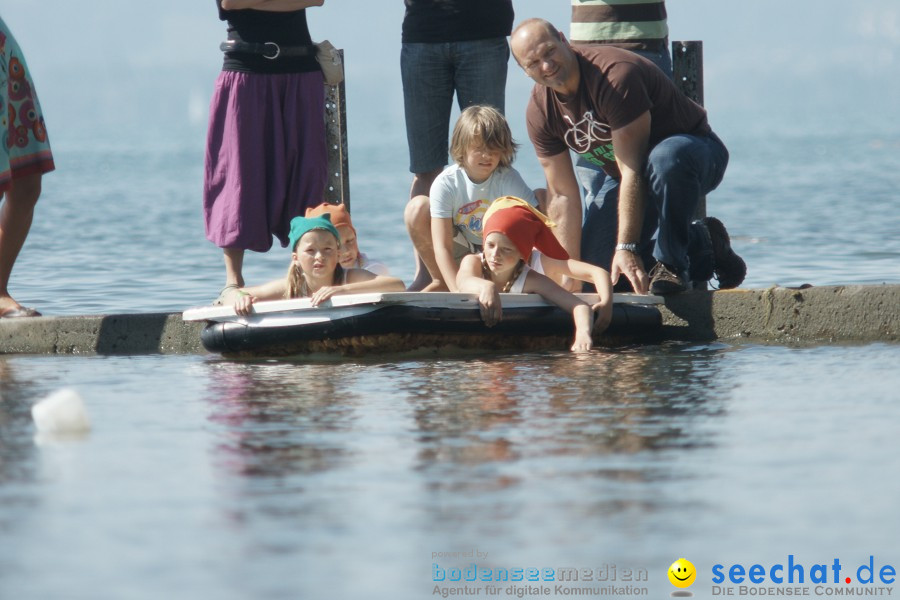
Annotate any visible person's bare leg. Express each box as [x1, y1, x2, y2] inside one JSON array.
[[406, 168, 442, 291], [404, 194, 447, 291], [0, 173, 41, 313], [223, 247, 245, 288]]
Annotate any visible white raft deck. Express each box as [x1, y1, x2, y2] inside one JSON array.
[[182, 292, 663, 324]]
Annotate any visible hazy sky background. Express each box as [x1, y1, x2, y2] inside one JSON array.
[[2, 0, 899, 192]]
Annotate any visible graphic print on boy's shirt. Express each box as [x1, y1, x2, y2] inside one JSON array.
[[452, 198, 490, 242], [429, 164, 538, 247]]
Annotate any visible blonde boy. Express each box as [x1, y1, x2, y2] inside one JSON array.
[[404, 105, 542, 291]]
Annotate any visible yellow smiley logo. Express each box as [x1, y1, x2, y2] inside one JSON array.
[[668, 558, 697, 588]]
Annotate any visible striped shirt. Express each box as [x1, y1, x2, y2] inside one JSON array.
[[570, 0, 668, 52]]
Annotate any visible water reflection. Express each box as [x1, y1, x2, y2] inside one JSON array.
[[203, 360, 363, 481], [196, 345, 735, 557], [388, 344, 730, 507], [0, 360, 39, 482], [0, 359, 42, 541], [200, 346, 732, 491]]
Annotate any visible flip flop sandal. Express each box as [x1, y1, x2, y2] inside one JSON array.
[[213, 284, 241, 306], [0, 306, 42, 318]]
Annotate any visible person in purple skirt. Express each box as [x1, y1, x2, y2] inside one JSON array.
[[204, 0, 327, 304]]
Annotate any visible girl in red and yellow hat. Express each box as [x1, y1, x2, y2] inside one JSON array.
[[456, 197, 613, 351]]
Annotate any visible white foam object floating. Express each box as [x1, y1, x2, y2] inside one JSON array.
[[31, 388, 91, 434]]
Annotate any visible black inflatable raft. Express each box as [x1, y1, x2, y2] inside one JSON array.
[[182, 292, 663, 357]]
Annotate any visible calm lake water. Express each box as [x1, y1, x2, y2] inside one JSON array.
[[2, 343, 899, 599], [2, 8, 900, 597]]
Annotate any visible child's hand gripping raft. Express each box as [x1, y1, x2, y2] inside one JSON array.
[[455, 197, 614, 352], [232, 214, 404, 316]]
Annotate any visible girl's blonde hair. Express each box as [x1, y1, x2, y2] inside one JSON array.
[[285, 262, 344, 299], [450, 105, 518, 169]]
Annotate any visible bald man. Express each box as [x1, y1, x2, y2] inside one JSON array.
[[510, 19, 745, 295]]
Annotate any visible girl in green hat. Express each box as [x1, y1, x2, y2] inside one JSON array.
[[231, 214, 404, 315]]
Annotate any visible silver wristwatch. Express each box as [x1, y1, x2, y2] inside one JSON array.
[[615, 243, 639, 254]]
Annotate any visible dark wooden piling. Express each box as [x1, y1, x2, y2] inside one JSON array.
[[672, 41, 708, 290], [323, 49, 350, 210], [672, 41, 704, 106], [672, 40, 706, 222]]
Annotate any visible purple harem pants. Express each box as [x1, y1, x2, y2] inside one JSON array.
[[203, 69, 326, 252]]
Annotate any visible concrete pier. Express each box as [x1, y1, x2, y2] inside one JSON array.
[[0, 312, 204, 356], [659, 284, 899, 343], [0, 284, 897, 356]]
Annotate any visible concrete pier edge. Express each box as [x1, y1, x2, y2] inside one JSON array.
[[659, 284, 898, 344], [0, 284, 897, 356]]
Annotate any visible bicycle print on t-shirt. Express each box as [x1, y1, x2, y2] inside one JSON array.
[[564, 111, 616, 170]]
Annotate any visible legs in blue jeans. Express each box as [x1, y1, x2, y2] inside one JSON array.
[[576, 168, 657, 278], [401, 37, 509, 289], [453, 37, 509, 115], [646, 133, 728, 278], [580, 172, 657, 277], [634, 47, 673, 79], [575, 160, 611, 263], [401, 38, 509, 174], [401, 43, 455, 174], [581, 132, 729, 283]]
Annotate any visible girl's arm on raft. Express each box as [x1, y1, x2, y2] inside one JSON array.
[[539, 256, 614, 334], [309, 269, 405, 306], [456, 254, 502, 327], [233, 279, 289, 315], [522, 271, 594, 352]]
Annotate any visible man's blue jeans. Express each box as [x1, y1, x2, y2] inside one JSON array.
[[581, 132, 729, 283]]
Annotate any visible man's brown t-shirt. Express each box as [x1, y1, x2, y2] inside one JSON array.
[[526, 45, 711, 179]]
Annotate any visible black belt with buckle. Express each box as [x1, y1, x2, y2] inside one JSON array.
[[219, 40, 317, 60]]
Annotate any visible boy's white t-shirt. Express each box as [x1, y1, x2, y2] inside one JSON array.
[[429, 164, 538, 247]]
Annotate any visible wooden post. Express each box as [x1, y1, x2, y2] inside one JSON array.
[[673, 41, 707, 289], [323, 49, 350, 210], [672, 41, 705, 221], [672, 41, 704, 106]]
